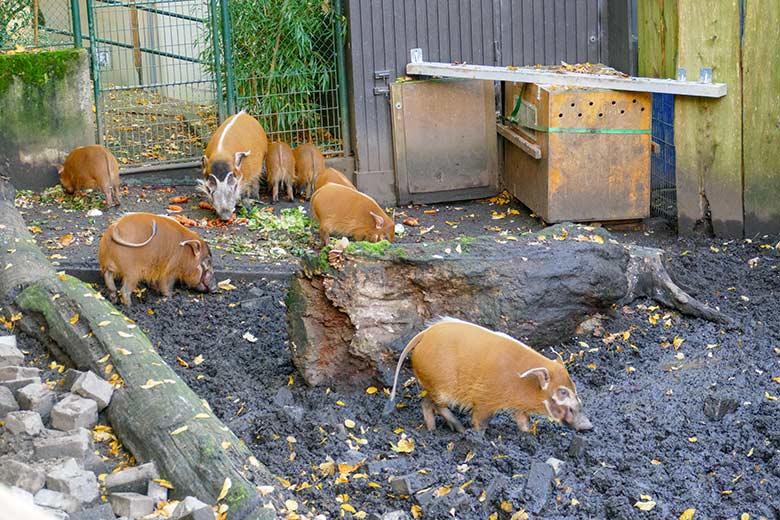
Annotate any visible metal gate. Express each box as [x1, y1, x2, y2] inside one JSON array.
[[85, 0, 223, 171]]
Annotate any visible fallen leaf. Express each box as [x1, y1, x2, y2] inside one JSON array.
[[366, 386, 378, 394], [680, 509, 696, 520], [242, 331, 257, 343], [284, 499, 298, 511], [765, 391, 778, 401], [435, 486, 451, 498], [634, 499, 656, 511], [141, 379, 163, 389], [194, 413, 209, 419], [423, 209, 438, 215], [98, 354, 111, 363], [171, 195, 189, 204], [116, 348, 132, 356], [117, 331, 133, 338], [591, 234, 605, 244], [70, 314, 79, 325], [390, 435, 415, 453], [153, 479, 174, 490], [403, 217, 419, 227], [341, 504, 357, 513], [167, 205, 183, 213], [344, 419, 356, 429], [218, 279, 237, 291], [98, 320, 110, 327], [650, 459, 662, 465], [199, 201, 215, 211], [59, 233, 75, 246], [193, 354, 204, 365], [410, 505, 422, 519], [217, 477, 232, 501], [170, 425, 188, 436], [673, 336, 685, 349], [176, 356, 190, 368], [221, 441, 231, 450], [688, 436, 698, 443]]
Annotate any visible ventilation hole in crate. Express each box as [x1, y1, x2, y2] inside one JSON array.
[[620, 109, 625, 114], [598, 113, 603, 118], [570, 102, 575, 107], [632, 99, 637, 103], [578, 113, 583, 118], [640, 107, 645, 112], [611, 100, 616, 105], [588, 101, 594, 106], [558, 113, 564, 118]]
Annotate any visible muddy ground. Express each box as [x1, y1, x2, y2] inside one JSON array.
[[9, 180, 780, 519]]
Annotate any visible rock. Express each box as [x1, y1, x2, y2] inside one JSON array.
[[273, 387, 294, 408], [47, 458, 100, 505], [40, 509, 71, 520], [545, 456, 565, 475], [9, 485, 35, 504], [0, 366, 40, 381], [567, 435, 587, 459], [72, 371, 114, 411], [17, 382, 56, 420], [110, 492, 155, 519], [172, 496, 215, 520], [105, 462, 159, 494], [0, 459, 46, 493], [147, 480, 168, 506], [523, 461, 554, 514], [62, 369, 86, 391], [388, 472, 436, 496], [4, 410, 45, 436], [704, 394, 739, 421], [35, 488, 82, 514], [381, 512, 411, 520], [69, 503, 117, 520], [51, 394, 99, 431], [34, 428, 92, 461], [0, 385, 19, 416], [1, 377, 42, 396], [0, 337, 23, 367], [84, 453, 110, 476]]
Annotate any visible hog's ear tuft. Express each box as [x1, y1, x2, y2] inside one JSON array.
[[519, 367, 550, 390], [180, 239, 202, 258], [369, 211, 385, 229], [56, 164, 64, 175], [234, 151, 251, 169]]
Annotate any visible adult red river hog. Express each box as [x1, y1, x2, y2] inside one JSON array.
[[385, 317, 593, 433], [98, 212, 216, 306], [310, 183, 395, 246], [57, 144, 121, 206], [199, 110, 267, 219], [314, 167, 355, 191], [266, 141, 296, 202], [292, 142, 325, 199]]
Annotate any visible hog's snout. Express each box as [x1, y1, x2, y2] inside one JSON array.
[[568, 411, 593, 432]]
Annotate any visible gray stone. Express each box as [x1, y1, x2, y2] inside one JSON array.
[[51, 394, 99, 431], [47, 459, 99, 504], [281, 405, 304, 423], [382, 512, 411, 520], [704, 394, 740, 421], [34, 428, 92, 461], [105, 462, 159, 494], [147, 480, 168, 505], [545, 456, 565, 475], [62, 369, 86, 391], [84, 453, 110, 476], [69, 503, 116, 520], [18, 382, 56, 419], [40, 508, 71, 520], [0, 459, 46, 493], [34, 488, 82, 514], [110, 492, 155, 519], [172, 496, 214, 520], [523, 461, 554, 514], [273, 387, 294, 408], [4, 410, 45, 435], [567, 435, 587, 459], [388, 472, 436, 496], [72, 371, 114, 411], [0, 338, 23, 367], [0, 366, 40, 381], [1, 377, 42, 395], [0, 385, 19, 416], [9, 485, 35, 504]]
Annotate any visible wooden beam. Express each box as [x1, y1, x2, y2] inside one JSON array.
[[742, 0, 780, 235], [406, 61, 726, 98], [674, 0, 743, 237], [637, 0, 678, 79], [496, 123, 542, 160]]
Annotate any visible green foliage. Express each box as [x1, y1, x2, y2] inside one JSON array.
[[240, 205, 311, 233], [0, 48, 82, 94], [15, 184, 105, 211], [205, 0, 344, 143]]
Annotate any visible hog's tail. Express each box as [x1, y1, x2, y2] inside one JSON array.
[[383, 329, 426, 415], [111, 220, 157, 248]]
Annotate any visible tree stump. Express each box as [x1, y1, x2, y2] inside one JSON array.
[[287, 225, 728, 387]]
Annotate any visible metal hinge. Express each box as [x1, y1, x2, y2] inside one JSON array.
[[374, 69, 391, 97]]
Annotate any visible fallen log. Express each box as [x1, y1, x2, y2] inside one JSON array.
[[287, 225, 729, 386], [0, 184, 277, 520]]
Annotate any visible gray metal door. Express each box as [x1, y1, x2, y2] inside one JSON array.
[[346, 0, 605, 204]]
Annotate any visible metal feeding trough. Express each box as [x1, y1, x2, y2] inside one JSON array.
[[500, 83, 651, 223]]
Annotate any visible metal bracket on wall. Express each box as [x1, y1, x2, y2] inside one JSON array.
[[374, 69, 391, 97]]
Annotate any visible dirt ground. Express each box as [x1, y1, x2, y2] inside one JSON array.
[[10, 180, 780, 519]]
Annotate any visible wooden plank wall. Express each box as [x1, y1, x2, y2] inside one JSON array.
[[742, 0, 780, 236], [637, 0, 677, 79], [674, 0, 743, 237]]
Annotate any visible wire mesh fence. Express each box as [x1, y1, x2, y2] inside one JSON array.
[[650, 93, 677, 220], [0, 0, 78, 50]]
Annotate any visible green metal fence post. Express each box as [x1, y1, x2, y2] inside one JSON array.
[[85, 0, 102, 144], [335, 0, 351, 157], [208, 0, 225, 121], [219, 0, 236, 114], [70, 0, 83, 48]]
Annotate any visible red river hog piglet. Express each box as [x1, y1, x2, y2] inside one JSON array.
[[314, 167, 355, 191], [57, 145, 121, 206], [266, 141, 296, 202], [385, 317, 592, 433], [199, 110, 268, 219], [98, 212, 216, 306], [292, 142, 325, 199], [310, 183, 395, 246]]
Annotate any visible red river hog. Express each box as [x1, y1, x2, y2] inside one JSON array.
[[310, 183, 395, 246], [266, 141, 296, 202], [314, 167, 355, 192], [199, 110, 268, 219], [98, 212, 216, 306], [292, 142, 325, 199], [385, 317, 592, 433], [57, 145, 121, 206]]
